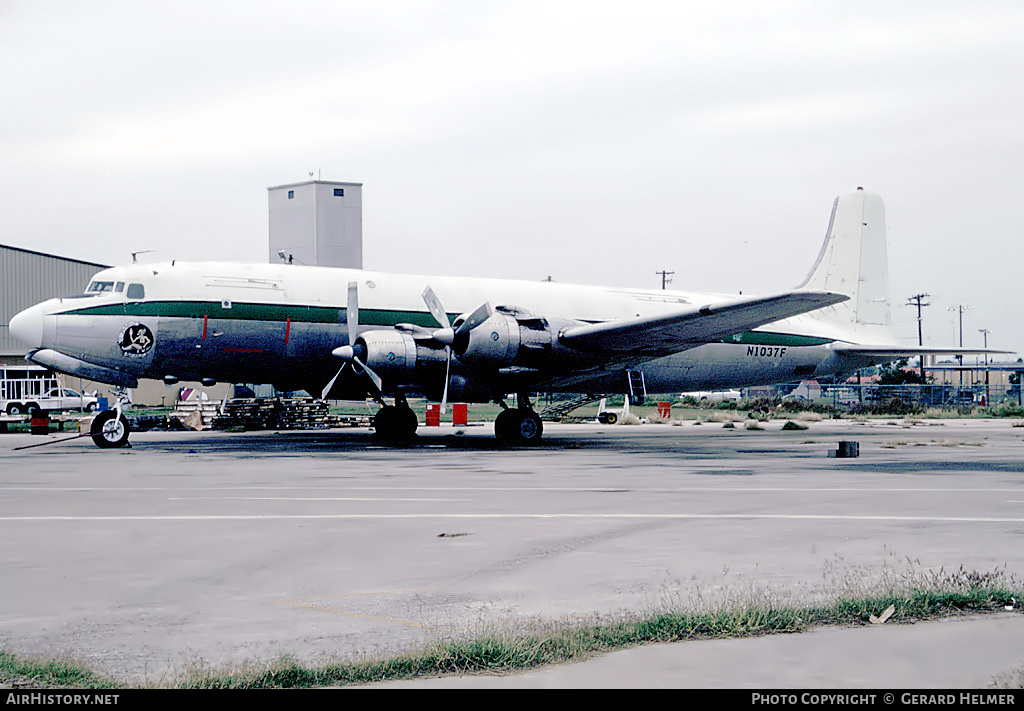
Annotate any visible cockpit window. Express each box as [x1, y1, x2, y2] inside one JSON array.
[[114, 282, 125, 293], [87, 281, 115, 293], [126, 283, 145, 299]]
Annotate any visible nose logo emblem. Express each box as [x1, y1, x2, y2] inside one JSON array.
[[119, 323, 154, 357]]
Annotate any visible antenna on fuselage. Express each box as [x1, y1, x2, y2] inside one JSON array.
[[131, 250, 155, 264]]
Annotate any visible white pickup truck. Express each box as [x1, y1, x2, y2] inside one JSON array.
[[3, 388, 100, 415]]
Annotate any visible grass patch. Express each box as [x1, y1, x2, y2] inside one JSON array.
[[0, 650, 116, 689], [991, 666, 1024, 689], [3, 560, 1021, 689]]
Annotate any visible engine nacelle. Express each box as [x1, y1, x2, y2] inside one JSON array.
[[453, 313, 520, 365], [357, 330, 446, 378], [453, 308, 587, 370]]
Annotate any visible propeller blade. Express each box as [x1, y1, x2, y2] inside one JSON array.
[[325, 281, 358, 401], [455, 302, 493, 335], [440, 347, 451, 414], [346, 281, 359, 345], [321, 365, 344, 399], [353, 355, 383, 391], [422, 286, 450, 329]]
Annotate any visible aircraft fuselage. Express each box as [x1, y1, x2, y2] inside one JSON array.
[[11, 260, 859, 401]]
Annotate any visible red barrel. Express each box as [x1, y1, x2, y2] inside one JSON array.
[[425, 403, 440, 427], [452, 403, 468, 426], [30, 412, 50, 435]]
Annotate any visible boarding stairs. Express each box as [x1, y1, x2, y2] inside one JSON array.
[[538, 394, 604, 422]]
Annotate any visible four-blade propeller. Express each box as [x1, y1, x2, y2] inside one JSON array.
[[322, 282, 492, 407], [321, 282, 383, 398], [421, 286, 492, 413]]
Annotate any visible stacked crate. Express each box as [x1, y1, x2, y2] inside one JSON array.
[[274, 398, 330, 429], [213, 397, 330, 430]]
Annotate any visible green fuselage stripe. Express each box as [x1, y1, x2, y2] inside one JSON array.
[[63, 301, 834, 346], [65, 301, 440, 328]]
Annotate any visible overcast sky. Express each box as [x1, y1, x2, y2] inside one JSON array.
[[2, 1, 1022, 356]]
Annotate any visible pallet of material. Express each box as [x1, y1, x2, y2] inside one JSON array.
[[213, 397, 331, 430], [325, 413, 374, 427]]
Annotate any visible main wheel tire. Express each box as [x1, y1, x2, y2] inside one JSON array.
[[495, 409, 543, 444], [398, 406, 418, 439], [90, 410, 131, 449], [7, 403, 24, 416], [372, 405, 396, 436], [373, 405, 418, 441], [494, 409, 518, 442]]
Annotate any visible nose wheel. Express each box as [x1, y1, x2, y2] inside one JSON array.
[[90, 410, 131, 449]]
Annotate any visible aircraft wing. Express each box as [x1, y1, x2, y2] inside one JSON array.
[[558, 290, 848, 359]]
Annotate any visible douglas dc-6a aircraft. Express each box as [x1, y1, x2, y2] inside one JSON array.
[[9, 188, 1000, 448]]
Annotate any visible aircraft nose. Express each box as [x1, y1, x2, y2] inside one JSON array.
[[9, 304, 45, 350]]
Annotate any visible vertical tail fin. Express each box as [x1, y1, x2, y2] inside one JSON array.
[[797, 188, 893, 341]]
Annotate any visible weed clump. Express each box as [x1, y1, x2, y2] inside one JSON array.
[[848, 398, 924, 417], [982, 403, 1024, 418]]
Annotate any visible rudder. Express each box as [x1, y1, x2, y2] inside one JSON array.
[[797, 188, 892, 337]]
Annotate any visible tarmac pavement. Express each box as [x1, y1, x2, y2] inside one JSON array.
[[1, 416, 1023, 688]]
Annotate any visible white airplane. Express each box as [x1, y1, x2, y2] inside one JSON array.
[[9, 188, 1001, 448]]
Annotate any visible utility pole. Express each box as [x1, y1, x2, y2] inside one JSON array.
[[979, 328, 991, 405], [655, 270, 674, 290], [948, 305, 972, 389], [906, 294, 931, 346], [907, 293, 931, 386]]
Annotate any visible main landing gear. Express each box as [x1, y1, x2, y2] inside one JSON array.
[[370, 393, 545, 445], [371, 393, 418, 441], [494, 396, 543, 445]]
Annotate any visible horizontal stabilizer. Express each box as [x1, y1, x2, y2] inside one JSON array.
[[560, 291, 848, 358], [833, 344, 1014, 358]]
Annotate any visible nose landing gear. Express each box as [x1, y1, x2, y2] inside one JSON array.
[[89, 388, 133, 448], [90, 409, 131, 448]]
